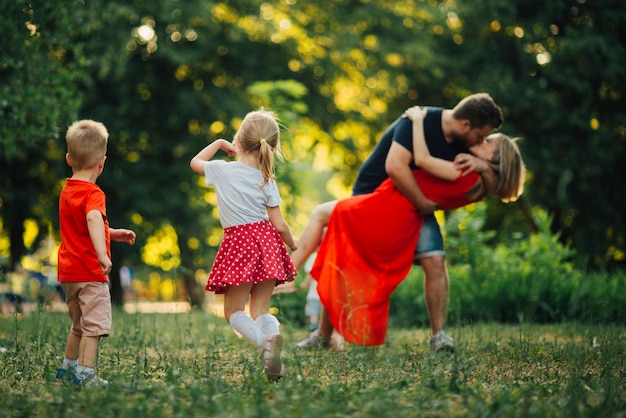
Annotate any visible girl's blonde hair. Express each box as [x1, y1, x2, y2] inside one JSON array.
[[66, 119, 109, 170], [485, 133, 526, 202], [233, 109, 283, 185]]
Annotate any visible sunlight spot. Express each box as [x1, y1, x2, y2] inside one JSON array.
[[131, 213, 143, 225], [127, 151, 140, 163], [210, 120, 225, 134], [185, 29, 198, 41], [187, 237, 200, 250], [536, 51, 551, 65], [137, 25, 155, 42], [188, 119, 201, 135], [171, 31, 182, 42]]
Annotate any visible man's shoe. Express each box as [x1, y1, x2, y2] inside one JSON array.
[[73, 371, 109, 387], [263, 334, 284, 381], [295, 330, 330, 350], [430, 330, 455, 353]]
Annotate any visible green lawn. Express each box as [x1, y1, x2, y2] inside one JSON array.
[[0, 308, 624, 417]]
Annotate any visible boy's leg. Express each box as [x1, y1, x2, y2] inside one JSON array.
[[72, 282, 112, 386], [64, 332, 81, 359], [56, 282, 80, 381], [78, 336, 100, 368], [56, 332, 80, 381]]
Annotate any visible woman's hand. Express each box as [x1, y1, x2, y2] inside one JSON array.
[[403, 105, 427, 122]]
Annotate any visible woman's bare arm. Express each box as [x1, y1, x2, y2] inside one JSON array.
[[404, 106, 461, 181]]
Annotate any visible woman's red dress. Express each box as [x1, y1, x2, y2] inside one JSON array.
[[310, 171, 481, 346]]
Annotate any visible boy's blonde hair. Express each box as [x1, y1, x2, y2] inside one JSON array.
[[485, 133, 526, 202], [233, 109, 282, 185], [66, 119, 109, 170]]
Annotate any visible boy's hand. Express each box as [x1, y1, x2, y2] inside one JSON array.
[[99, 255, 113, 275], [111, 229, 136, 245]]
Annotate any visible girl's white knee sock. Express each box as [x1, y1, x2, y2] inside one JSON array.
[[229, 311, 265, 348], [256, 313, 280, 336]]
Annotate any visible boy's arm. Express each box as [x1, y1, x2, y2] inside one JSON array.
[[190, 139, 238, 174], [86, 209, 112, 274], [110, 228, 136, 245], [267, 206, 298, 251]]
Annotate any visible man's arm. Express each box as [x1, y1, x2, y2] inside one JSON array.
[[385, 142, 438, 216]]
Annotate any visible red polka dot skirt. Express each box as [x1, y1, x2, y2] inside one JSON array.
[[206, 220, 297, 294]]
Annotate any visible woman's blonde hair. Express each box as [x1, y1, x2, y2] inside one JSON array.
[[233, 109, 283, 185], [66, 119, 109, 170], [486, 133, 526, 202]]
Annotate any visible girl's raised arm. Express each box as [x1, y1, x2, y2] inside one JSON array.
[[190, 139, 238, 174]]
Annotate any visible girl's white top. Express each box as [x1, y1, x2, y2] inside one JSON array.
[[203, 160, 281, 228]]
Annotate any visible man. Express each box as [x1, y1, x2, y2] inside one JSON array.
[[296, 93, 503, 352]]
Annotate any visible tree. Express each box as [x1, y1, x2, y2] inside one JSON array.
[[0, 0, 86, 270], [444, 0, 626, 268]]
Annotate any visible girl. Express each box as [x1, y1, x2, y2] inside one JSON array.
[[190, 109, 298, 381]]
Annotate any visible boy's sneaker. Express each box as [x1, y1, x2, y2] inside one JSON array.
[[55, 367, 74, 382], [73, 371, 109, 387], [295, 330, 329, 350], [430, 330, 455, 353], [263, 334, 284, 382]]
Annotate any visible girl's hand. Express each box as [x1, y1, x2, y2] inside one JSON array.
[[220, 139, 238, 157], [403, 106, 427, 122]]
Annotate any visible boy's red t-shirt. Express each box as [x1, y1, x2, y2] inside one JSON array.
[[58, 178, 110, 283]]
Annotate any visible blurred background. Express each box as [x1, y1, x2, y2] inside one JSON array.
[[1, 0, 624, 321]]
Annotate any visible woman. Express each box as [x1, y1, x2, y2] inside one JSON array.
[[294, 107, 525, 347]]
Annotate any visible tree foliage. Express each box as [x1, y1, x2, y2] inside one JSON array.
[[0, 0, 87, 269], [1, 0, 625, 306]]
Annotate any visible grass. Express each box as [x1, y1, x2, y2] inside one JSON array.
[[0, 307, 624, 417]]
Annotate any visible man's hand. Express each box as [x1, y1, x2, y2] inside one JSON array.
[[416, 199, 439, 217], [454, 153, 489, 175]]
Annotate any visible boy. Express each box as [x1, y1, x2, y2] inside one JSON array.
[[55, 119, 136, 387]]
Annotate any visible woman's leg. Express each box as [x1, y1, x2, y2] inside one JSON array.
[[290, 200, 338, 269]]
